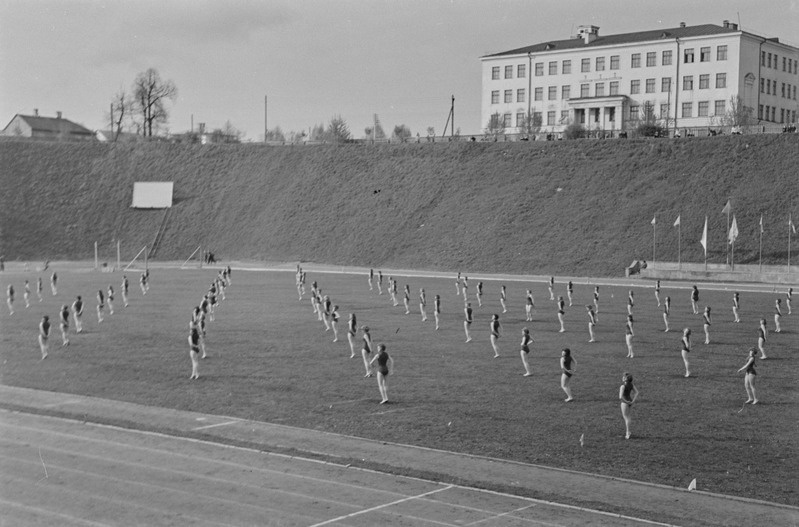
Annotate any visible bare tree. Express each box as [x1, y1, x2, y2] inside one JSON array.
[[132, 68, 178, 137], [517, 109, 542, 135], [721, 95, 754, 127], [484, 112, 505, 137], [265, 126, 286, 142], [107, 89, 134, 141], [391, 124, 412, 142]]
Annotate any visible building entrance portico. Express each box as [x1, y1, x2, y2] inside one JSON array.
[[569, 95, 627, 132]]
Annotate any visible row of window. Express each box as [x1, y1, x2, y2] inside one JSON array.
[[761, 51, 798, 74], [491, 46, 741, 80], [759, 78, 798, 99], [679, 100, 728, 118], [759, 106, 797, 123], [490, 73, 733, 104]]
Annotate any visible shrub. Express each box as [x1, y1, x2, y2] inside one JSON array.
[[563, 123, 587, 140], [636, 123, 667, 137]]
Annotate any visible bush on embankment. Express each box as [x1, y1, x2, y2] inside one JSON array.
[[1, 134, 797, 276]]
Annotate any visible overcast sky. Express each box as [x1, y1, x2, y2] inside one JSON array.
[[1, 0, 796, 140]]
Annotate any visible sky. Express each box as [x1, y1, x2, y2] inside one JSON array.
[[1, 0, 797, 140]]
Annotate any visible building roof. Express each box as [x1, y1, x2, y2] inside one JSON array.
[[3, 114, 93, 136], [484, 23, 744, 58]]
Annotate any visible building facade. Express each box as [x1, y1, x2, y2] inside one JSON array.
[[1, 110, 94, 141], [481, 21, 799, 135]]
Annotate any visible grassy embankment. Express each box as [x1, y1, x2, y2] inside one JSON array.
[[1, 134, 798, 276]]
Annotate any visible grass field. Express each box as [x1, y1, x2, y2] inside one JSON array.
[[0, 264, 796, 506]]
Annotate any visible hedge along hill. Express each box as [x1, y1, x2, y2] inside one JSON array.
[[1, 135, 797, 277]]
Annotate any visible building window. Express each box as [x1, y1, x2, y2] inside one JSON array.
[[771, 107, 776, 121], [714, 100, 726, 116], [580, 83, 589, 97], [534, 87, 543, 101], [782, 83, 786, 98], [504, 89, 513, 103], [517, 88, 526, 103], [516, 112, 525, 127], [596, 57, 605, 71], [717, 45, 728, 61], [781, 108, 785, 123], [766, 79, 771, 95], [761, 51, 766, 66], [698, 101, 709, 117], [630, 105, 639, 120], [681, 102, 692, 118], [758, 104, 763, 119], [646, 52, 656, 67], [663, 50, 673, 65], [549, 61, 558, 75], [683, 75, 693, 90], [562, 85, 571, 100], [517, 64, 526, 78], [548, 86, 557, 100], [760, 78, 765, 93], [699, 74, 710, 89], [505, 65, 513, 79], [662, 77, 672, 92], [595, 82, 605, 97], [492, 67, 500, 80], [503, 113, 512, 127], [684, 48, 694, 63], [631, 53, 641, 68], [609, 81, 619, 95], [610, 55, 620, 70], [533, 112, 542, 125], [784, 57, 788, 72], [630, 79, 641, 94], [716, 73, 727, 89], [767, 53, 772, 68], [581, 58, 590, 72], [660, 103, 670, 118], [562, 60, 571, 74], [535, 62, 544, 76], [491, 91, 499, 104], [773, 54, 778, 69], [700, 47, 711, 62], [561, 110, 569, 123], [646, 78, 656, 93], [547, 110, 556, 125]]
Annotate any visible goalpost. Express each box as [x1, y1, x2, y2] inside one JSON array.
[[181, 245, 203, 269], [94, 240, 122, 272], [124, 245, 148, 271]]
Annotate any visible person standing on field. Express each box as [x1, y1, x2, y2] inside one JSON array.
[[6, 284, 14, 315], [489, 314, 501, 358], [369, 343, 393, 404], [23, 280, 31, 308], [419, 288, 428, 321], [774, 298, 782, 333], [737, 348, 758, 405], [703, 306, 712, 344], [50, 272, 58, 296], [72, 295, 84, 333], [691, 285, 700, 315], [548, 276, 555, 301], [680, 328, 692, 377], [475, 281, 484, 307], [557, 296, 566, 332], [360, 326, 374, 377], [96, 289, 105, 323], [121, 275, 129, 307], [520, 327, 533, 376], [463, 302, 474, 342], [663, 296, 671, 332], [619, 372, 639, 439], [525, 290, 534, 321], [499, 285, 508, 313], [403, 284, 411, 314], [36, 277, 43, 302], [586, 305, 597, 342], [654, 280, 661, 307], [560, 348, 575, 402], [59, 304, 70, 346], [107, 285, 115, 315], [757, 318, 768, 359], [433, 294, 441, 330], [625, 315, 635, 358], [732, 292, 741, 323], [38, 315, 51, 360], [567, 281, 573, 306], [347, 313, 357, 358], [330, 305, 340, 342], [189, 323, 201, 380]]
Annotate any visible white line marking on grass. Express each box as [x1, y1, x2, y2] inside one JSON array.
[[40, 400, 82, 408], [463, 504, 551, 526], [191, 419, 241, 431], [0, 498, 112, 527], [328, 398, 372, 407], [307, 485, 454, 527], [368, 406, 410, 416]]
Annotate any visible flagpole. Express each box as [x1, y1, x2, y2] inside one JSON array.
[[726, 200, 731, 268], [759, 222, 763, 273], [652, 218, 656, 270], [790, 212, 793, 272], [678, 221, 682, 269]]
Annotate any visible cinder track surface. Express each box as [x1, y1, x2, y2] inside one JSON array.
[[2, 385, 797, 527]]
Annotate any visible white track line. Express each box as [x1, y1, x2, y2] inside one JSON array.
[[307, 485, 454, 527], [191, 419, 241, 431]]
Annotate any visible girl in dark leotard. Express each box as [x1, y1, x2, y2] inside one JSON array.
[[561, 348, 575, 401], [520, 327, 532, 376], [757, 318, 767, 359], [347, 313, 357, 358], [732, 292, 740, 323], [619, 372, 639, 439], [369, 343, 394, 404], [681, 328, 691, 377], [703, 306, 712, 344], [737, 347, 758, 405], [360, 326, 373, 377], [557, 296, 566, 332]]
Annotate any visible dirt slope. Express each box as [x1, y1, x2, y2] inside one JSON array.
[[1, 135, 797, 276]]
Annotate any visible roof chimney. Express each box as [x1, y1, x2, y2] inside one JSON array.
[[34, 108, 39, 117], [577, 25, 599, 45], [723, 20, 729, 28], [680, 22, 686, 28], [56, 111, 62, 119]]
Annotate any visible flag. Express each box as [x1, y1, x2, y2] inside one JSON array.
[[722, 200, 731, 215], [673, 215, 681, 227], [651, 216, 656, 226], [688, 478, 697, 491], [700, 216, 708, 255], [791, 214, 797, 234], [728, 215, 739, 244], [760, 215, 764, 234]]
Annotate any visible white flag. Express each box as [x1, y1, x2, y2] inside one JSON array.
[[721, 200, 731, 215], [728, 215, 739, 244], [791, 214, 797, 234], [673, 215, 681, 227], [651, 216, 656, 226], [700, 216, 708, 255], [760, 214, 764, 234], [688, 478, 697, 491]]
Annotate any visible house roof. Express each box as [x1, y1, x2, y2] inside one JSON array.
[[5, 114, 94, 135], [483, 24, 743, 58]]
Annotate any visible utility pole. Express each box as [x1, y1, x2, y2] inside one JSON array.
[[264, 95, 268, 142], [451, 95, 455, 137]]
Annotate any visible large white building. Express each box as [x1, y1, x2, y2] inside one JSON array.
[[481, 21, 799, 136]]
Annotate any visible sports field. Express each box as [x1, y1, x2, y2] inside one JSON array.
[[0, 263, 797, 507]]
